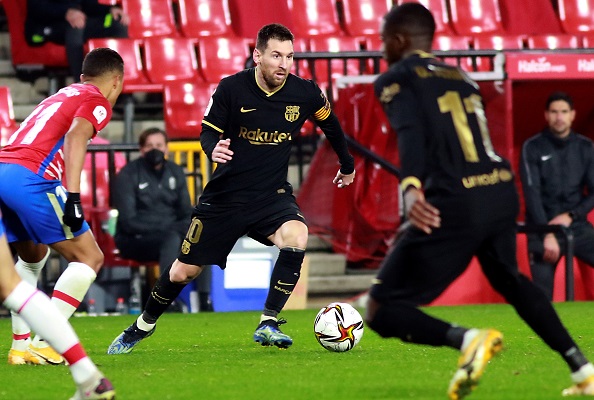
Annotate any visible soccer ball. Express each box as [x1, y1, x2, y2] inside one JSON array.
[[314, 302, 364, 352]]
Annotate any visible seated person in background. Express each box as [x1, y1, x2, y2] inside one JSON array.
[[25, 0, 129, 82], [114, 127, 213, 312], [520, 91, 594, 300]]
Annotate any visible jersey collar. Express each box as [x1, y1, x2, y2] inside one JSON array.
[[254, 67, 288, 97]]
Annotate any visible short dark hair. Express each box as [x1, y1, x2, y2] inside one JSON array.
[[383, 3, 436, 41], [546, 91, 574, 110], [81, 47, 124, 78], [138, 127, 168, 147], [256, 23, 294, 52]]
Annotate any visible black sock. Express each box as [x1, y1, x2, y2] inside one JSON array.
[[564, 347, 589, 372], [143, 266, 186, 324], [369, 302, 454, 347], [263, 248, 304, 316], [445, 326, 468, 350]]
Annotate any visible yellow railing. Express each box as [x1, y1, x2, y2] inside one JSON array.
[[168, 141, 213, 204]]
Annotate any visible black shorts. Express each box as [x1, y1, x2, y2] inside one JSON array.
[[369, 218, 521, 306], [178, 191, 306, 269]]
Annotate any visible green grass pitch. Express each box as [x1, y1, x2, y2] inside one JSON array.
[[0, 302, 593, 399]]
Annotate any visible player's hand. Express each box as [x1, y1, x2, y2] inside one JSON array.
[[111, 7, 130, 25], [404, 188, 440, 234], [63, 192, 85, 232], [65, 8, 86, 29], [549, 213, 572, 228], [543, 233, 560, 263], [333, 169, 355, 188], [212, 139, 233, 163]]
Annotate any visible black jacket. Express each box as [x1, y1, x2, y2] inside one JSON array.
[[520, 129, 594, 225], [113, 158, 192, 238]]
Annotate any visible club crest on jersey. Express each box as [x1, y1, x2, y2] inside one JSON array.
[[93, 105, 107, 123], [379, 83, 400, 103], [285, 105, 300, 122]]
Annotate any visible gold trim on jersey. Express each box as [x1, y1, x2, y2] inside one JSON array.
[[400, 176, 422, 192], [202, 120, 223, 133], [254, 67, 287, 97]]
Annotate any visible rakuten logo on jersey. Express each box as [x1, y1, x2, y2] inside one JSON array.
[[93, 106, 107, 123], [238, 126, 292, 145]]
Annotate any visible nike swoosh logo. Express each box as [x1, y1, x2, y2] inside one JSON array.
[[74, 207, 82, 218], [240, 107, 256, 113], [541, 154, 553, 161], [277, 280, 295, 286], [139, 182, 149, 190]]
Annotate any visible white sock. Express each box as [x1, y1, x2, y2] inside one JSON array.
[[572, 363, 594, 383], [32, 262, 96, 348], [11, 250, 50, 351], [460, 328, 481, 352], [137, 315, 155, 332], [259, 315, 277, 324], [4, 281, 98, 384]]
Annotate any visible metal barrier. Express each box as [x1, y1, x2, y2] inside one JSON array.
[[86, 141, 211, 207]]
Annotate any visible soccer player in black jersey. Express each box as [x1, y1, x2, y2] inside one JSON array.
[[107, 23, 355, 352], [366, 3, 594, 399]]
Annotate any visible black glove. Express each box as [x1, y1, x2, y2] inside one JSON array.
[[63, 192, 84, 232]]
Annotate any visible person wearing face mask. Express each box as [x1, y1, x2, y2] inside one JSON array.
[[113, 127, 213, 312]]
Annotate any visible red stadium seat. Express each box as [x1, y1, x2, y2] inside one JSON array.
[[398, 0, 454, 35], [228, 0, 293, 39], [121, 0, 179, 38], [364, 36, 388, 73], [178, 0, 235, 38], [472, 34, 525, 71], [163, 81, 217, 139], [308, 36, 364, 83], [583, 34, 594, 48], [432, 35, 473, 71], [0, 87, 18, 147], [286, 0, 343, 37], [526, 34, 581, 49], [3, 0, 68, 81], [558, 0, 594, 34], [448, 0, 506, 36], [293, 38, 313, 80], [197, 37, 251, 83], [86, 38, 160, 93], [498, 0, 563, 35], [340, 0, 391, 37], [143, 37, 202, 84]]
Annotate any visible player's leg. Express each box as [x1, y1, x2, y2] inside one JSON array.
[[8, 241, 50, 364], [107, 206, 238, 354], [478, 222, 594, 396], [0, 234, 114, 399], [251, 220, 307, 349], [365, 225, 502, 400], [107, 259, 202, 354]]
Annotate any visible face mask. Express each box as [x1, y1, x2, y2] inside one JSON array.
[[144, 148, 165, 167]]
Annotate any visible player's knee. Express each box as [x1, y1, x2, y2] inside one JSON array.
[[169, 262, 201, 284]]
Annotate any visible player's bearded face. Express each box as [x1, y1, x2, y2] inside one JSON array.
[[258, 39, 294, 90]]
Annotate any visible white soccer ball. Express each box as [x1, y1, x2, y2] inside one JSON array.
[[314, 302, 364, 352]]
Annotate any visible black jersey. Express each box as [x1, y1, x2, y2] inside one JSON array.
[[200, 68, 353, 205], [374, 51, 518, 225]]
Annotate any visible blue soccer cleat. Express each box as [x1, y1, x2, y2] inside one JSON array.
[[253, 318, 293, 349], [106, 322, 155, 355]]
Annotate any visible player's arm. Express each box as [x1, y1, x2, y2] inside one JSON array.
[[201, 83, 234, 163], [62, 117, 94, 231], [376, 76, 439, 233], [311, 91, 355, 187], [519, 141, 549, 225]]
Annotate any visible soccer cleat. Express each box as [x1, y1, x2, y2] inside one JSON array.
[[562, 375, 594, 396], [70, 372, 115, 400], [253, 318, 293, 349], [24, 344, 65, 365], [106, 322, 155, 354], [447, 329, 503, 400], [7, 349, 26, 365]]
